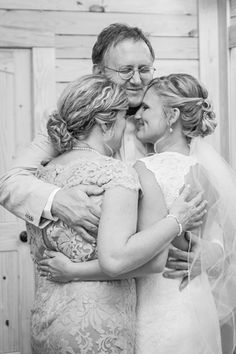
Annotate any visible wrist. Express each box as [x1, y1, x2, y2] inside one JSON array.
[[51, 189, 64, 219], [69, 262, 81, 282], [43, 187, 61, 221], [166, 214, 183, 237]]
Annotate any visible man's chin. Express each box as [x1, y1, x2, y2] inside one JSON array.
[[126, 90, 143, 108], [127, 96, 143, 108]]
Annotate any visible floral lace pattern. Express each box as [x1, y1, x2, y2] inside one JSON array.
[[28, 156, 139, 354], [140, 152, 196, 208]]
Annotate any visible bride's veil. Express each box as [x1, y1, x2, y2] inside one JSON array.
[[185, 137, 236, 354]]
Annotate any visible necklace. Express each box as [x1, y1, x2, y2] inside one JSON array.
[[71, 146, 103, 157]]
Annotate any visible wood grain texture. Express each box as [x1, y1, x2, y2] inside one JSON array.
[[0, 251, 19, 353], [0, 10, 197, 37], [0, 26, 55, 47], [229, 24, 236, 48], [55, 35, 198, 59], [198, 0, 221, 154], [0, 0, 197, 14], [229, 48, 236, 169], [32, 48, 56, 133], [231, 0, 236, 17]]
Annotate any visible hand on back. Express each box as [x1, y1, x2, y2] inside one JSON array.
[[52, 184, 103, 243], [169, 185, 207, 231]]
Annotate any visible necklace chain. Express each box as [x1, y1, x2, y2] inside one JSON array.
[[71, 146, 102, 156]]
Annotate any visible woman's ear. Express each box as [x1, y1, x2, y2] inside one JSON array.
[[169, 108, 180, 126], [95, 118, 110, 133]]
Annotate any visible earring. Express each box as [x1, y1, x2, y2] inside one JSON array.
[[169, 126, 173, 134]]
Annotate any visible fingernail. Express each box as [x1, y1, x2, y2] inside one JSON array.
[[163, 273, 168, 278]]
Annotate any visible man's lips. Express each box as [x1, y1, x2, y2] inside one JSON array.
[[126, 87, 143, 92]]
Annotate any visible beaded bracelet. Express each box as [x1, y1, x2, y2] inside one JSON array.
[[166, 214, 183, 237]]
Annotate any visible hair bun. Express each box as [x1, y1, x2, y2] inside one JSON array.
[[199, 99, 217, 137], [47, 110, 74, 152]]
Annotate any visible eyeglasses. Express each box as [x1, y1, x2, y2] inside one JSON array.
[[104, 65, 156, 81]]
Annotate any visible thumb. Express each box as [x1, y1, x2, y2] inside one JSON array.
[[43, 250, 57, 258], [78, 184, 104, 196]]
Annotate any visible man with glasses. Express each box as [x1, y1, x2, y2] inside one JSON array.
[[0, 23, 156, 232], [92, 23, 156, 164]]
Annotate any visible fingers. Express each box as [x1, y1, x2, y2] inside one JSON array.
[[163, 269, 189, 279], [178, 184, 191, 201], [39, 271, 48, 277], [191, 208, 207, 222], [166, 260, 189, 271], [188, 220, 204, 229], [79, 218, 98, 232], [88, 204, 101, 219], [188, 191, 203, 206], [168, 248, 191, 261], [72, 226, 96, 244], [38, 264, 49, 272], [76, 185, 104, 196], [38, 259, 51, 266], [43, 250, 57, 258]]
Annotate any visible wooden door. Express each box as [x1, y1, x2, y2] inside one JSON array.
[[0, 49, 34, 354]]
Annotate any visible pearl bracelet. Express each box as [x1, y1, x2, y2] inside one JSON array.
[[166, 214, 183, 237]]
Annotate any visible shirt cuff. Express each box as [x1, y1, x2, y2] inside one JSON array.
[[42, 187, 61, 221]]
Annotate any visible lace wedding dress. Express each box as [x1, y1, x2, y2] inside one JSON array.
[[27, 156, 139, 354], [135, 152, 222, 354]]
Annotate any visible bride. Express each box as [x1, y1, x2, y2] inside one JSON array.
[[134, 73, 236, 354]]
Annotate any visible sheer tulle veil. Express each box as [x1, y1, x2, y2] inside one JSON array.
[[186, 136, 236, 354]]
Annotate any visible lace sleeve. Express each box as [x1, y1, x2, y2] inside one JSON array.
[[103, 159, 140, 191]]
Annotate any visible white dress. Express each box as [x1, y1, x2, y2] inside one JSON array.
[[135, 152, 222, 354]]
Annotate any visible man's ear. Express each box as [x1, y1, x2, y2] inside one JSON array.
[[93, 64, 102, 74]]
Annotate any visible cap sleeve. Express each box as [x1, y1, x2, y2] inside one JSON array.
[[103, 159, 140, 191]]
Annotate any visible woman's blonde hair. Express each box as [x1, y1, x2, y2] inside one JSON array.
[[146, 73, 217, 140], [47, 74, 128, 152]]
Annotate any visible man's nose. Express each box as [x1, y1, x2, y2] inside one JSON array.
[[130, 70, 142, 85]]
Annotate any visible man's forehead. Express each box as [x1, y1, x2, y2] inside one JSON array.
[[104, 39, 154, 66]]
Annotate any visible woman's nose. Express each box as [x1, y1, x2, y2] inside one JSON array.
[[134, 108, 142, 120]]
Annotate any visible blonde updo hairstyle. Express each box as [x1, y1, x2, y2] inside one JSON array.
[[146, 73, 217, 141], [47, 74, 129, 152]]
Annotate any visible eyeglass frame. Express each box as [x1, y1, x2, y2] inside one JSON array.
[[103, 65, 156, 81]]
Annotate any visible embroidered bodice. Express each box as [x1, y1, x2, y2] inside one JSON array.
[[140, 152, 197, 208]]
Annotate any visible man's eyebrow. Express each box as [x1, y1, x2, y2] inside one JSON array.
[[119, 65, 133, 69]]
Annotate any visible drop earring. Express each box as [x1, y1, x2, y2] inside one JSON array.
[[169, 126, 173, 133]]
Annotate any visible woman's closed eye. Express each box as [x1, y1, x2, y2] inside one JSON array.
[[141, 103, 149, 111]]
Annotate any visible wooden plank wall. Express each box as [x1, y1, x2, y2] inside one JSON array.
[[230, 0, 236, 47], [229, 0, 236, 169], [0, 0, 199, 99], [0, 0, 231, 163]]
